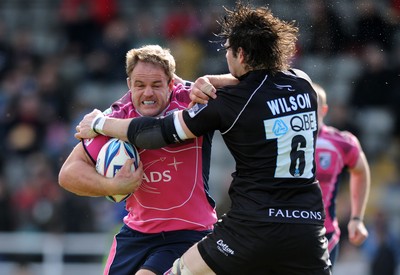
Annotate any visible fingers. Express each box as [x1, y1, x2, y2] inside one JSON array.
[[348, 221, 368, 246], [136, 161, 143, 172], [189, 85, 216, 104], [349, 232, 367, 246], [190, 77, 217, 105], [200, 82, 216, 99], [73, 109, 103, 140], [74, 132, 82, 140], [122, 159, 143, 174], [122, 158, 134, 171]]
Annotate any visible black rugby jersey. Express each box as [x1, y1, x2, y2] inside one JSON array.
[[182, 69, 325, 225]]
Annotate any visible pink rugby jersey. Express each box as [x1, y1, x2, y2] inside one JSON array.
[[315, 124, 361, 251], [83, 84, 217, 233]]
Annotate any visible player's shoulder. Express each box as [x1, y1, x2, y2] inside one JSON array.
[[108, 91, 135, 118], [320, 125, 360, 147], [172, 83, 191, 105], [284, 68, 313, 85]]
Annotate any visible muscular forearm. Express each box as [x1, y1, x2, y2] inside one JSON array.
[[349, 153, 370, 219], [349, 176, 369, 219], [101, 117, 133, 141], [205, 74, 238, 88], [59, 162, 111, 196], [58, 144, 113, 196]]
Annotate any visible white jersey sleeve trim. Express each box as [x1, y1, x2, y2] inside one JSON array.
[[287, 68, 313, 85], [174, 112, 188, 140]]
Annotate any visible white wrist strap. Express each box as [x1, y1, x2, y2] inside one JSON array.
[[173, 112, 188, 140], [91, 113, 106, 135]]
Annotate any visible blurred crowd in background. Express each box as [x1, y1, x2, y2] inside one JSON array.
[[0, 0, 399, 273]]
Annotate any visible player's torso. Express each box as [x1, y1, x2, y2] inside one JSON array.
[[220, 70, 318, 182], [315, 136, 345, 211], [88, 88, 216, 232], [122, 91, 216, 232], [315, 125, 359, 231], [202, 70, 324, 224]]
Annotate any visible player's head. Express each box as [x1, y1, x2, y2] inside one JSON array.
[[217, 1, 298, 76], [125, 45, 176, 117], [312, 83, 328, 127]]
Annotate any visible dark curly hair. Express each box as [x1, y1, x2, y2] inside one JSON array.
[[217, 1, 298, 74]]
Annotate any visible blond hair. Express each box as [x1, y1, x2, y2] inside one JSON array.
[[126, 45, 176, 82], [312, 82, 327, 107]]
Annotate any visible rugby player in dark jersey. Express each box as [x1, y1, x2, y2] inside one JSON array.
[[76, 2, 332, 274]]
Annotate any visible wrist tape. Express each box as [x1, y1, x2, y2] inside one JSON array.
[[91, 113, 106, 135]]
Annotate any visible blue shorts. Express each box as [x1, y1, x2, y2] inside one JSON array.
[[105, 224, 211, 275], [198, 214, 332, 275]]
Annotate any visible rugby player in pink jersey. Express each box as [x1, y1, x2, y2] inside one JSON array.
[[75, 3, 333, 273], [314, 83, 370, 266], [59, 45, 234, 275]]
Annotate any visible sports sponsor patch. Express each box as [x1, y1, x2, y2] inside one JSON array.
[[319, 152, 331, 170], [187, 103, 207, 118], [272, 119, 288, 136], [166, 108, 179, 116]]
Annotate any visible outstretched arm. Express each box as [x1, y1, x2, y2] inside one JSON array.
[[75, 109, 196, 150], [189, 74, 238, 105], [75, 110, 132, 141], [347, 151, 370, 246]]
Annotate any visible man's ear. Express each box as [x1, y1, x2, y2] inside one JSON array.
[[126, 77, 131, 90], [238, 47, 245, 64], [168, 78, 174, 90], [322, 104, 329, 117]]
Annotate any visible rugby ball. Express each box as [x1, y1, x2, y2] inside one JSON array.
[[96, 138, 140, 203]]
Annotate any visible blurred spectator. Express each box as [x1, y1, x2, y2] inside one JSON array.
[[0, 20, 13, 81], [302, 0, 349, 56], [162, 3, 202, 40], [349, 42, 396, 159], [10, 152, 63, 232], [353, 0, 397, 52], [9, 28, 40, 69], [85, 18, 132, 82], [58, 0, 117, 54], [197, 8, 228, 75], [37, 56, 72, 122], [167, 37, 204, 80], [350, 43, 396, 109], [162, 3, 205, 80], [0, 176, 15, 231], [325, 102, 360, 136], [129, 12, 165, 47], [3, 93, 45, 156], [389, 43, 400, 138], [60, 192, 97, 232], [363, 210, 399, 275]]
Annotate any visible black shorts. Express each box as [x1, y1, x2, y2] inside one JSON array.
[[197, 214, 331, 275]]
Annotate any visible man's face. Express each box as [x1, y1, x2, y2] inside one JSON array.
[[127, 61, 173, 117], [224, 40, 245, 78]]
